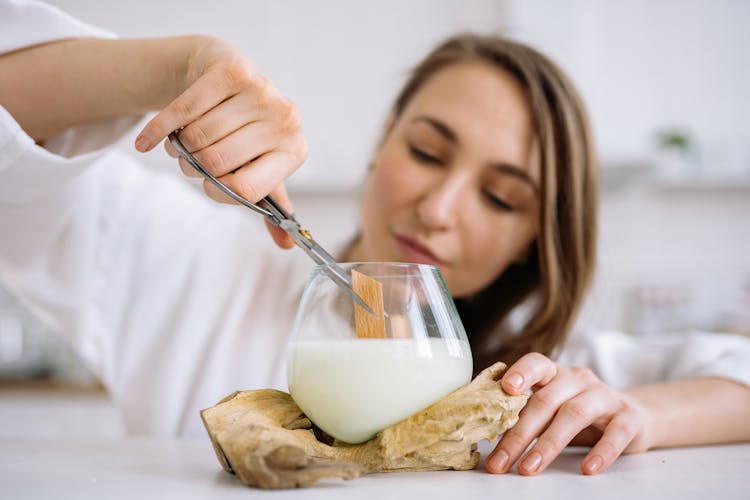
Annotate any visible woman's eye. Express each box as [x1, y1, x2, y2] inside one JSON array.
[[409, 145, 443, 165], [484, 191, 513, 212]]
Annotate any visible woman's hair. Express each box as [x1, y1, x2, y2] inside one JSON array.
[[390, 34, 599, 373]]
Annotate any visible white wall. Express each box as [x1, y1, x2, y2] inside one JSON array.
[[502, 0, 750, 173]]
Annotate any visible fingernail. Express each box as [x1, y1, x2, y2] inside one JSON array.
[[486, 449, 509, 473], [506, 373, 523, 389], [135, 134, 149, 152], [584, 455, 603, 474], [520, 451, 542, 473]]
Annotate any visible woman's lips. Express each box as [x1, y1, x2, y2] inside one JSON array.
[[394, 234, 444, 266]]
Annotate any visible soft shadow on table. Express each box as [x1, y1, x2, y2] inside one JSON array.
[[203, 447, 594, 491], [477, 448, 590, 476], [210, 470, 356, 491]]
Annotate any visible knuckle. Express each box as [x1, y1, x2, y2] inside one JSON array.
[[171, 99, 196, 122], [231, 172, 262, 203], [198, 147, 226, 174], [525, 352, 549, 364], [613, 415, 639, 438], [534, 436, 564, 458], [571, 366, 597, 383], [500, 426, 529, 448], [282, 100, 302, 132], [238, 181, 261, 203], [560, 400, 591, 421], [180, 124, 208, 150], [529, 390, 558, 413], [595, 439, 622, 459], [222, 58, 253, 91], [253, 74, 275, 105]]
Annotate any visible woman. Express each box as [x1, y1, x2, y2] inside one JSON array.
[[2, 1, 749, 476]]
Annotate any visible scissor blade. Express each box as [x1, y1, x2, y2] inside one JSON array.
[[281, 223, 377, 316]]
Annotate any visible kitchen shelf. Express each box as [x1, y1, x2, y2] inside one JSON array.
[[651, 176, 750, 192], [600, 161, 750, 194]]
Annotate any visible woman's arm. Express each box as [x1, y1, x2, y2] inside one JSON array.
[[485, 353, 750, 476], [626, 377, 750, 449], [0, 35, 307, 246], [0, 36, 190, 142]]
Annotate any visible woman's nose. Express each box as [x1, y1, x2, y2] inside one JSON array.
[[415, 173, 466, 231]]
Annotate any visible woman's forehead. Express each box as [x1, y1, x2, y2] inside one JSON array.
[[399, 61, 538, 179]]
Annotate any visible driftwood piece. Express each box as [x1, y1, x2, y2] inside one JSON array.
[[201, 362, 528, 489]]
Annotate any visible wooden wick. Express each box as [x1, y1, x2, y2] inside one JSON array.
[[352, 269, 387, 338]]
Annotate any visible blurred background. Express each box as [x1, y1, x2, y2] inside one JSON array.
[[1, 0, 749, 398]]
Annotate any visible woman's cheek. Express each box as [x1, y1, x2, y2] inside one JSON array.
[[369, 155, 415, 207]]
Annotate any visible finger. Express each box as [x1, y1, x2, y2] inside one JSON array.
[[264, 219, 295, 249], [164, 138, 179, 158], [487, 377, 586, 474], [221, 150, 302, 204], [517, 387, 618, 476], [202, 177, 294, 249], [581, 412, 639, 475], [501, 352, 557, 395], [188, 121, 278, 178], [178, 156, 203, 179], [264, 184, 295, 249], [268, 183, 294, 213], [135, 69, 236, 152], [175, 93, 262, 153], [202, 178, 240, 205]]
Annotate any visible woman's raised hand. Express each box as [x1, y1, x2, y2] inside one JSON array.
[[487, 353, 653, 475], [134, 36, 307, 248]]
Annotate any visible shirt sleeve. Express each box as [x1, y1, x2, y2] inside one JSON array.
[[0, 2, 313, 437], [555, 328, 750, 390], [0, 103, 151, 371], [0, 102, 308, 436]]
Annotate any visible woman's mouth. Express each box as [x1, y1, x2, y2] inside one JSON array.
[[394, 234, 444, 266]]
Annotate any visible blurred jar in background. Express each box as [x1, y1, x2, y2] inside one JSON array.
[[628, 276, 750, 337], [0, 287, 96, 384]]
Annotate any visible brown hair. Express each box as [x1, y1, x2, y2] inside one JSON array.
[[390, 34, 599, 374]]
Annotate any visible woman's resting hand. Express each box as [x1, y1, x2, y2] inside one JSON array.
[[486, 352, 652, 475], [135, 36, 307, 249]]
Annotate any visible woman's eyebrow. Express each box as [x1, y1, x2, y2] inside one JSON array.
[[491, 163, 539, 194], [411, 116, 458, 144], [411, 115, 539, 194]]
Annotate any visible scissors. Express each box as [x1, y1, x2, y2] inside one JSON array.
[[167, 132, 374, 315]]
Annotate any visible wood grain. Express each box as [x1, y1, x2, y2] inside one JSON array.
[[201, 362, 527, 489], [352, 269, 386, 338]]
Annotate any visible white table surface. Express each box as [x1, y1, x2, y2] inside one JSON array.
[[1, 437, 748, 499]]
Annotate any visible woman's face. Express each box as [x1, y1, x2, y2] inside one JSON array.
[[351, 61, 541, 298]]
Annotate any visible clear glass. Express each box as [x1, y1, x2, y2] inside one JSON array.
[[287, 262, 472, 444]]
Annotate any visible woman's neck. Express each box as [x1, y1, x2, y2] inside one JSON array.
[[337, 235, 364, 263]]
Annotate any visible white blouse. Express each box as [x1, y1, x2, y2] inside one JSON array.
[[2, 0, 749, 437]]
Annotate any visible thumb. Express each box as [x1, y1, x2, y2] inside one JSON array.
[[264, 184, 295, 249]]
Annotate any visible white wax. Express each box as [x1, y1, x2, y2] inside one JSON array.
[[287, 338, 472, 444]]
